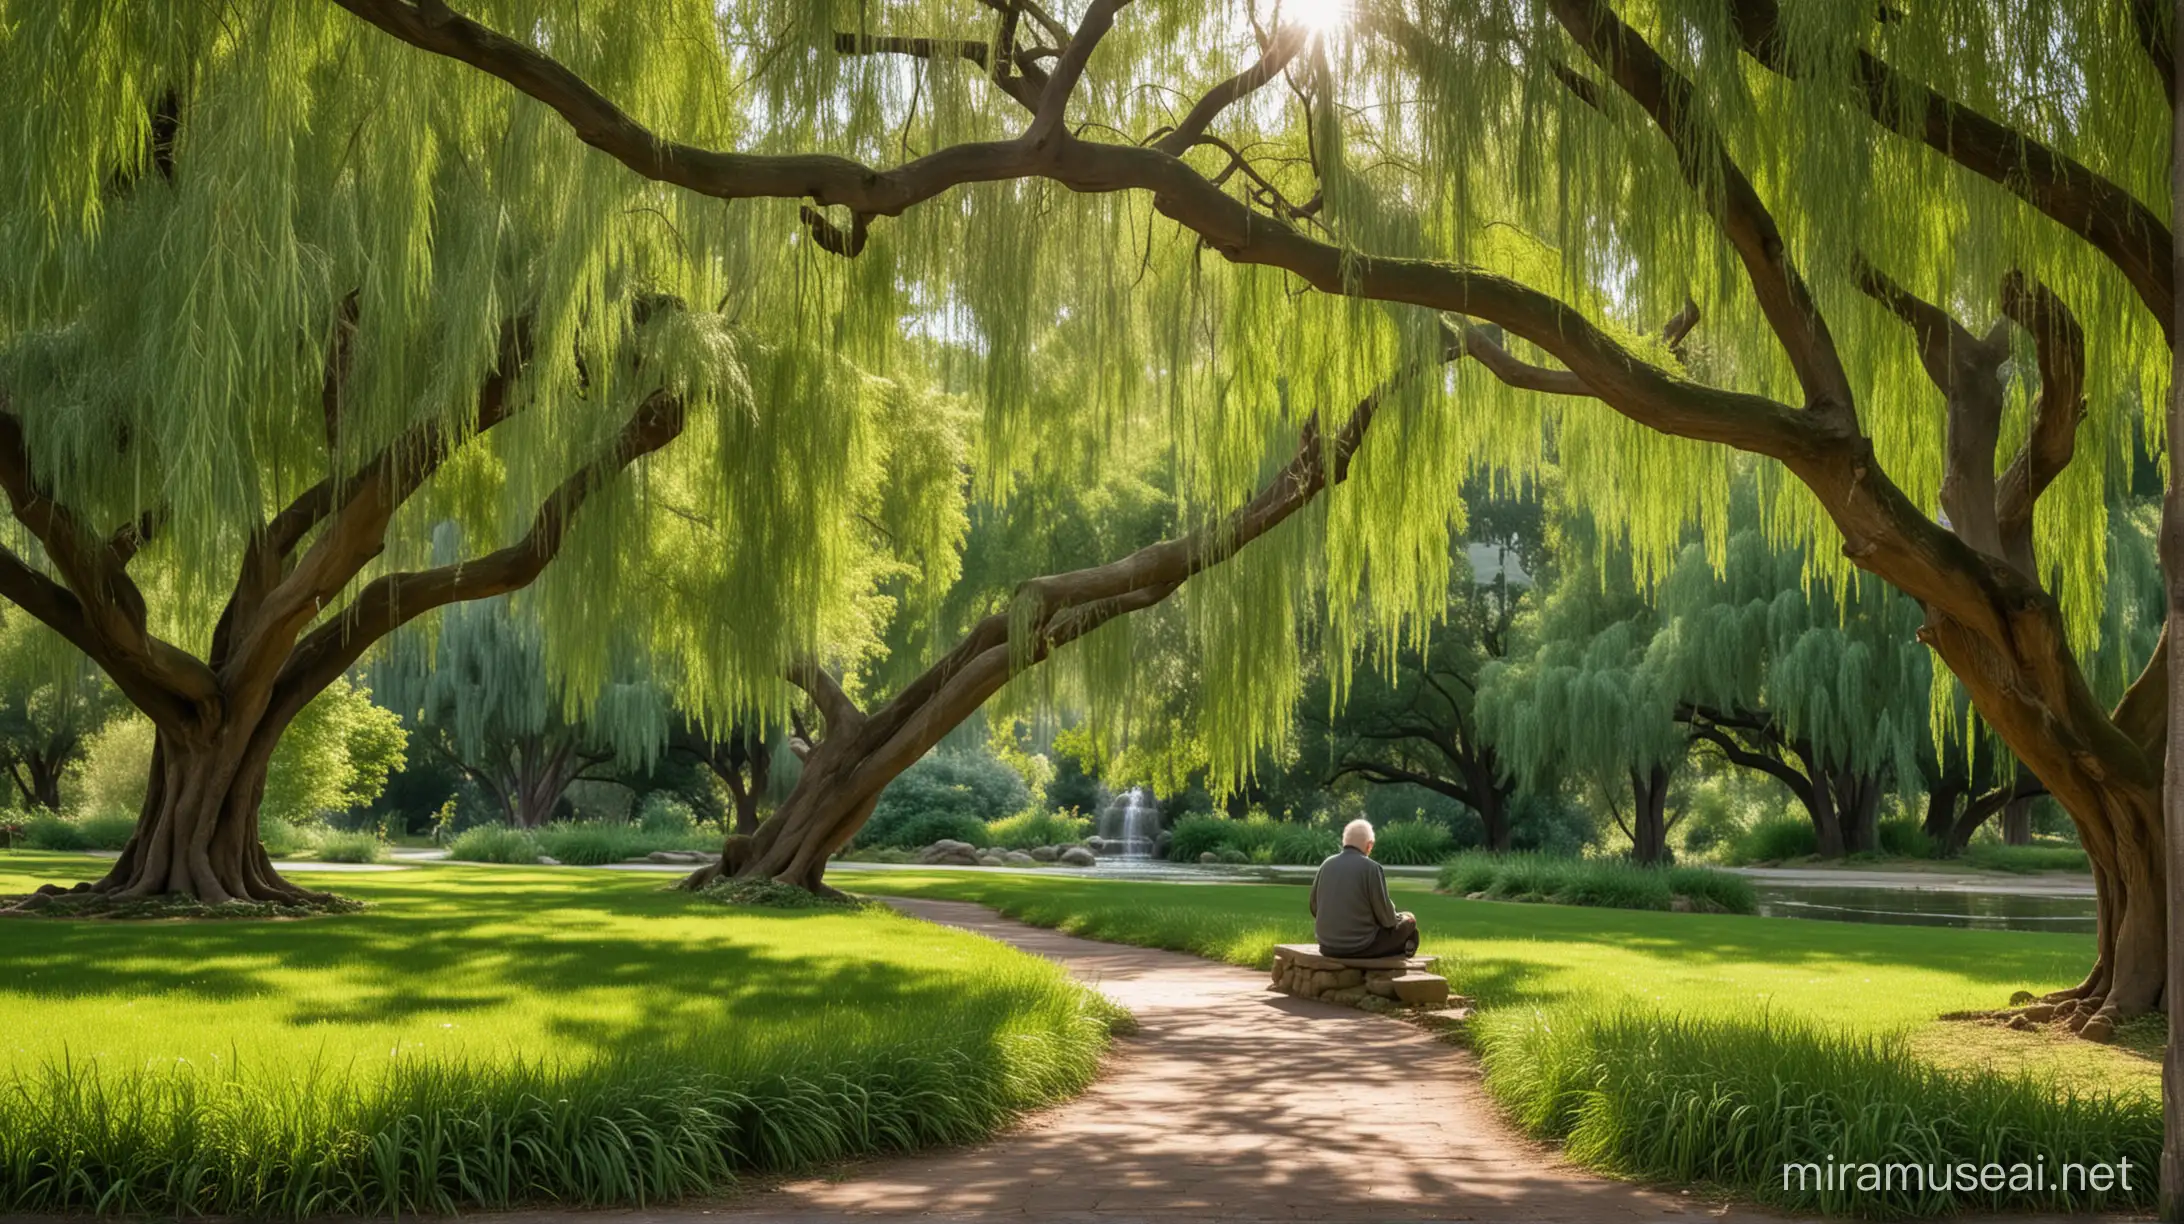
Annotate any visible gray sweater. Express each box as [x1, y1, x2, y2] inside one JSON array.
[[1308, 846, 1401, 956]]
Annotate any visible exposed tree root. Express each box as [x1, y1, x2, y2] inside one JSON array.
[[0, 879, 362, 920]]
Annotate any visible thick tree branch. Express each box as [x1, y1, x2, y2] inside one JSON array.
[[1549, 0, 1855, 415], [1853, 260, 2010, 559], [786, 662, 867, 738], [1025, 0, 1129, 148], [1993, 271, 2087, 574], [1731, 0, 2173, 340], [269, 387, 686, 724]]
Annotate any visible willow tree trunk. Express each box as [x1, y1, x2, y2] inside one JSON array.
[[2161, 5, 2182, 1207], [55, 722, 327, 906], [2001, 796, 2035, 845], [1628, 764, 1672, 865]]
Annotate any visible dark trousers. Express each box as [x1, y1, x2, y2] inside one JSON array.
[[1333, 916, 1417, 959]]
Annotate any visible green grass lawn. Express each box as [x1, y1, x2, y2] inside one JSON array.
[[839, 869, 2156, 1217], [0, 852, 1115, 1216]]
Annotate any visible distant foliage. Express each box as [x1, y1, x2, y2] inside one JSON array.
[[858, 749, 1028, 848], [74, 717, 155, 820], [536, 821, 718, 864], [984, 809, 1089, 850], [258, 818, 316, 859], [447, 826, 542, 865]]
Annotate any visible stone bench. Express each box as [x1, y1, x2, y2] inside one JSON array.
[[1269, 943, 1453, 1008]]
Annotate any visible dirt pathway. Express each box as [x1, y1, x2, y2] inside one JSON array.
[[709, 897, 1792, 1223]]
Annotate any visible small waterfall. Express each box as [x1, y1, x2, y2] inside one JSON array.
[[1097, 787, 1159, 860]]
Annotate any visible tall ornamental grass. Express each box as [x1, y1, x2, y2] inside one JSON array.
[[1438, 852, 1756, 914], [1475, 1004, 2154, 1216]]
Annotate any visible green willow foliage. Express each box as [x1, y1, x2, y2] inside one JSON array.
[[3, 0, 2167, 793]]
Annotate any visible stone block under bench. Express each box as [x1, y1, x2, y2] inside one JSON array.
[[1267, 943, 1461, 1010]]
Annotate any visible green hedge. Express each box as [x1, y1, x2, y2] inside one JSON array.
[[1438, 852, 1756, 914]]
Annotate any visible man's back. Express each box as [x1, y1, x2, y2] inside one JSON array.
[[1309, 845, 1400, 957]]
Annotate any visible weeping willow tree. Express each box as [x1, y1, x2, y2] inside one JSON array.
[[1653, 522, 1933, 857], [1475, 534, 1690, 862], [319, 0, 2180, 1030], [374, 527, 674, 828]]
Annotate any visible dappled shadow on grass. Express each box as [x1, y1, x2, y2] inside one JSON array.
[[0, 861, 1079, 1066]]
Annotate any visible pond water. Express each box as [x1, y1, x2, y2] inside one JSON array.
[[1748, 883, 2096, 933], [831, 858, 2099, 934]]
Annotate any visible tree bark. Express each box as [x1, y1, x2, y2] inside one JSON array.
[[54, 723, 327, 905], [2001, 795, 2036, 846], [1627, 763, 1672, 865]]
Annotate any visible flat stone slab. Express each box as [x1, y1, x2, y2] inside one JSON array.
[[1272, 942, 1437, 971]]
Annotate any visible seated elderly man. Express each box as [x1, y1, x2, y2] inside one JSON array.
[[1308, 819, 1418, 959]]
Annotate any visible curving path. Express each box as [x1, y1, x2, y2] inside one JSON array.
[[724, 898, 1792, 1223]]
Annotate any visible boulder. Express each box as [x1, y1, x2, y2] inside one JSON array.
[[977, 854, 1007, 866], [1003, 850, 1036, 864], [1029, 845, 1060, 862], [1084, 836, 1108, 853], [1059, 846, 1097, 867], [536, 855, 563, 866], [1199, 852, 1220, 864], [917, 839, 983, 866]]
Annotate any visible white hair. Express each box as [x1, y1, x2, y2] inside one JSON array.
[[1341, 819, 1375, 850]]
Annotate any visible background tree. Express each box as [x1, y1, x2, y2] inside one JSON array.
[[1304, 484, 1549, 850], [260, 677, 409, 826], [1478, 532, 1691, 863], [0, 617, 124, 812], [1653, 521, 1932, 857], [376, 542, 672, 829]]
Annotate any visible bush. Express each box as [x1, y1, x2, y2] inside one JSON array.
[[1964, 842, 2091, 873], [857, 749, 1030, 848], [1437, 852, 1756, 915], [984, 808, 1091, 849], [1476, 1005, 2152, 1216], [20, 814, 88, 852], [1268, 824, 1338, 865], [21, 811, 137, 852], [257, 818, 316, 858], [1162, 812, 1287, 862], [1728, 815, 1817, 863], [636, 793, 699, 835], [535, 823, 644, 866], [448, 825, 541, 864], [1875, 816, 1935, 858], [314, 831, 386, 864], [1370, 818, 1456, 866]]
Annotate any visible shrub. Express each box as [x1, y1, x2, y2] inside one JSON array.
[[21, 812, 137, 852], [1162, 812, 1286, 862], [1437, 852, 1756, 915], [315, 831, 386, 864], [636, 793, 699, 835], [535, 823, 643, 866], [1964, 842, 2091, 873], [1371, 818, 1456, 866], [1728, 815, 1817, 864], [1873, 816, 1935, 858], [448, 825, 541, 864], [21, 814, 88, 852], [985, 808, 1091, 849], [257, 818, 316, 858], [857, 749, 1030, 848], [1268, 824, 1338, 865]]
